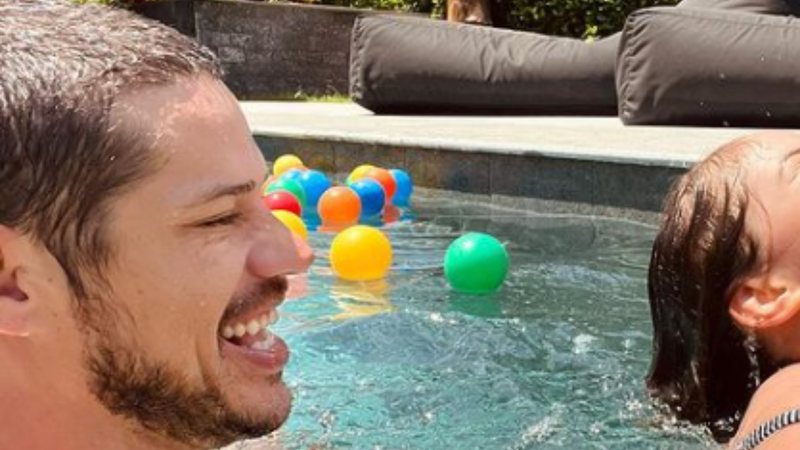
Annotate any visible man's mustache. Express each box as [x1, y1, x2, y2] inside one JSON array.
[[220, 276, 288, 323]]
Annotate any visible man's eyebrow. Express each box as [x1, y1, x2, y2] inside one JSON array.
[[186, 180, 257, 207]]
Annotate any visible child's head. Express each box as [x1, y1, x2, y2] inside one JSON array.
[[648, 131, 800, 441]]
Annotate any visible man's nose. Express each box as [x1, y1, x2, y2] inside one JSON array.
[[291, 232, 315, 268], [246, 214, 313, 279]]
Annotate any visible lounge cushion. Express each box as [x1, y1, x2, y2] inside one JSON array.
[[677, 0, 800, 14], [616, 7, 800, 126], [350, 0, 798, 116], [349, 15, 618, 115]]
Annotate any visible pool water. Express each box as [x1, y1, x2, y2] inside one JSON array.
[[255, 195, 715, 449]]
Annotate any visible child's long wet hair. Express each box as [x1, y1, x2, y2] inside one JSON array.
[[647, 137, 779, 442]]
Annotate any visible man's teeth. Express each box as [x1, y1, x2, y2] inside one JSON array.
[[246, 319, 260, 336], [221, 311, 279, 340], [250, 333, 276, 350]]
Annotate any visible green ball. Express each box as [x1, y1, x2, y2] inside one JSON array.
[[266, 179, 307, 206], [444, 233, 509, 294]]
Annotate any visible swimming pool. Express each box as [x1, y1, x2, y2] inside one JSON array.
[[242, 193, 715, 449]]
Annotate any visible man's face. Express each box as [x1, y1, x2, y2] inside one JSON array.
[[78, 74, 309, 446]]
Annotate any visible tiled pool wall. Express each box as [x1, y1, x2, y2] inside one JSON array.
[[255, 135, 685, 224]]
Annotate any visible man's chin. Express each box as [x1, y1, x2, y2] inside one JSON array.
[[85, 331, 293, 448], [221, 379, 293, 436]]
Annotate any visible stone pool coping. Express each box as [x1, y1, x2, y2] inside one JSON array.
[[242, 101, 771, 223]]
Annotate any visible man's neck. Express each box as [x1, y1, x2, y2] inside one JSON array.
[[0, 385, 197, 450]]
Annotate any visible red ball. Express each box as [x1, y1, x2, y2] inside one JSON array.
[[263, 190, 302, 216], [383, 204, 401, 224]]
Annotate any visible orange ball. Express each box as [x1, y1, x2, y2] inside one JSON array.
[[365, 168, 397, 202], [317, 186, 361, 227]]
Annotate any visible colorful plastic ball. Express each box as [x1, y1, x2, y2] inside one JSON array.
[[350, 179, 385, 217], [272, 210, 308, 240], [280, 168, 306, 185], [444, 233, 509, 294], [262, 190, 302, 216], [266, 178, 307, 206], [389, 169, 413, 206], [364, 167, 397, 203], [317, 186, 361, 227], [346, 164, 375, 185], [383, 205, 401, 224], [330, 225, 392, 281], [261, 175, 277, 195], [298, 169, 332, 207], [273, 154, 304, 177], [301, 210, 322, 232]]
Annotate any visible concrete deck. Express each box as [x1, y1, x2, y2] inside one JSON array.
[[240, 101, 773, 222], [241, 102, 757, 168]]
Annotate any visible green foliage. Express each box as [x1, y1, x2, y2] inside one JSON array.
[[506, 0, 679, 39], [113, 0, 680, 39], [265, 92, 352, 102], [290, 0, 678, 39], [310, 0, 442, 13]]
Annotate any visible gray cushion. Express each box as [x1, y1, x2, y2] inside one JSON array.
[[616, 7, 800, 126], [677, 0, 800, 14], [350, 0, 799, 116], [350, 15, 618, 115]]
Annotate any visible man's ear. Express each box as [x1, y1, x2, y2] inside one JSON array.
[[729, 275, 800, 330], [0, 225, 31, 338]]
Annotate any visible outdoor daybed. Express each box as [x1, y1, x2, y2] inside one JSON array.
[[349, 0, 800, 126]]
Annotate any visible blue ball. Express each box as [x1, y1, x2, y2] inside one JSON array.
[[280, 168, 305, 185], [389, 169, 413, 206], [298, 169, 332, 207], [350, 179, 386, 217]]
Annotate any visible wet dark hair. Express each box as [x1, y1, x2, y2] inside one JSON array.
[[0, 1, 220, 307], [647, 137, 780, 442]]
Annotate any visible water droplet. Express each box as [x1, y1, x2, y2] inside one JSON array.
[[722, 120, 730, 127], [626, 398, 644, 412], [319, 409, 336, 430], [719, 73, 726, 80], [572, 333, 596, 354], [765, 111, 772, 118]]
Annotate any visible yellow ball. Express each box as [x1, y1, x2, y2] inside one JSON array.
[[347, 164, 375, 184], [330, 225, 392, 281], [273, 154, 304, 177], [272, 210, 308, 240]]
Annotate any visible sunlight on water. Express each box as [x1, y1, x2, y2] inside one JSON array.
[[235, 195, 715, 450]]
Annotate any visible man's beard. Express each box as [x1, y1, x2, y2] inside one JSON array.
[[76, 279, 289, 448]]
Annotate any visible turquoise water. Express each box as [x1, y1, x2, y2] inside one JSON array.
[[266, 195, 715, 449]]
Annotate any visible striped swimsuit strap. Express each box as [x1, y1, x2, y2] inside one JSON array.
[[735, 408, 800, 450]]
